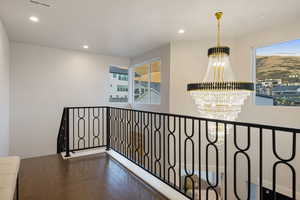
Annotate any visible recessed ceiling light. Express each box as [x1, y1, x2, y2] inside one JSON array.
[[83, 45, 89, 49], [29, 16, 39, 22], [178, 29, 185, 34]]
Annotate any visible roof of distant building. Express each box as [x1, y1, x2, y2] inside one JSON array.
[[135, 82, 160, 92], [273, 85, 300, 92], [256, 94, 273, 99], [109, 66, 128, 75]]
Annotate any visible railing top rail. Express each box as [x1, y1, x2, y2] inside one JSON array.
[[63, 106, 300, 133]]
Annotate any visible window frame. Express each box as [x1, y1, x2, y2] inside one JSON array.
[[131, 57, 161, 105], [253, 38, 300, 107]]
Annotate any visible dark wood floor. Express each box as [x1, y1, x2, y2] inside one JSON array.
[[20, 153, 168, 200]]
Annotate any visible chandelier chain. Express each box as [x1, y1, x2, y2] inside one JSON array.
[[215, 12, 223, 47]]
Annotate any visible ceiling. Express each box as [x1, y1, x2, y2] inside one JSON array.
[[0, 0, 299, 57]]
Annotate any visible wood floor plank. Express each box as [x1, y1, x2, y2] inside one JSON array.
[[20, 153, 169, 200]]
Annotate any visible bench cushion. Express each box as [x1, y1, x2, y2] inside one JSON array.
[[0, 156, 20, 200]]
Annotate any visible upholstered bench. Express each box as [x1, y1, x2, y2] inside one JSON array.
[[0, 156, 20, 200]]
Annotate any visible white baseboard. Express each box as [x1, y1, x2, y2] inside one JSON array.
[[60, 148, 106, 160], [60, 149, 189, 200]]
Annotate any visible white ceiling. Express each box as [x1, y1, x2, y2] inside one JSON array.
[[0, 0, 299, 57]]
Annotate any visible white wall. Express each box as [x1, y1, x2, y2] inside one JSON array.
[[10, 42, 129, 158], [0, 19, 10, 156], [235, 21, 300, 129], [130, 44, 170, 113], [169, 21, 300, 198], [170, 21, 300, 127], [234, 22, 300, 198]]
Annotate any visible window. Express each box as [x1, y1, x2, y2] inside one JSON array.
[[117, 85, 128, 92], [134, 64, 149, 103], [150, 60, 161, 104], [255, 39, 300, 106], [109, 66, 129, 103], [133, 59, 161, 104], [118, 74, 128, 81]]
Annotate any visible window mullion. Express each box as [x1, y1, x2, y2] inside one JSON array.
[[148, 63, 151, 104]]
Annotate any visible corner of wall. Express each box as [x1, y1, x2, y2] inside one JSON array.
[[0, 18, 10, 156]]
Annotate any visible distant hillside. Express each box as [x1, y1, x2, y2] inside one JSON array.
[[256, 56, 300, 81]]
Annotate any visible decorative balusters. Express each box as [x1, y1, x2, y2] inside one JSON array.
[[77, 108, 86, 149], [72, 109, 75, 151], [126, 110, 132, 158], [167, 115, 177, 187], [57, 107, 299, 200], [150, 113, 153, 172], [143, 113, 150, 168], [119, 109, 126, 154], [205, 121, 219, 200], [116, 109, 120, 151], [179, 117, 181, 191], [163, 115, 166, 181], [102, 108, 105, 147], [184, 118, 195, 199], [106, 107, 110, 150], [153, 114, 162, 176], [92, 108, 100, 147], [233, 125, 251, 200], [88, 108, 90, 148], [133, 111, 140, 163], [272, 130, 297, 200], [223, 123, 228, 200], [58, 107, 108, 152], [198, 119, 202, 200], [140, 112, 143, 166]]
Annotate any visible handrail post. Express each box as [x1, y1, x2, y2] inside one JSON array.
[[65, 108, 70, 157], [106, 107, 111, 150]]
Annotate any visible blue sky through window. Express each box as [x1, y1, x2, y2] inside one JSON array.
[[256, 39, 300, 56]]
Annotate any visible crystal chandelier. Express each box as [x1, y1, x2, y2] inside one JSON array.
[[187, 12, 254, 143]]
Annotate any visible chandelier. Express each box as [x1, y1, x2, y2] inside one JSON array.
[[187, 12, 254, 143]]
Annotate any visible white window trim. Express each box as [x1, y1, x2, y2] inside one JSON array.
[[130, 57, 161, 105], [252, 47, 257, 105], [252, 39, 300, 107]]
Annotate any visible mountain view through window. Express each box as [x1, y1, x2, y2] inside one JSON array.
[[256, 39, 300, 106]]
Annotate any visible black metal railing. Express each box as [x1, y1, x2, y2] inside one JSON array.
[[57, 106, 300, 200], [57, 107, 108, 157], [57, 108, 68, 155]]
